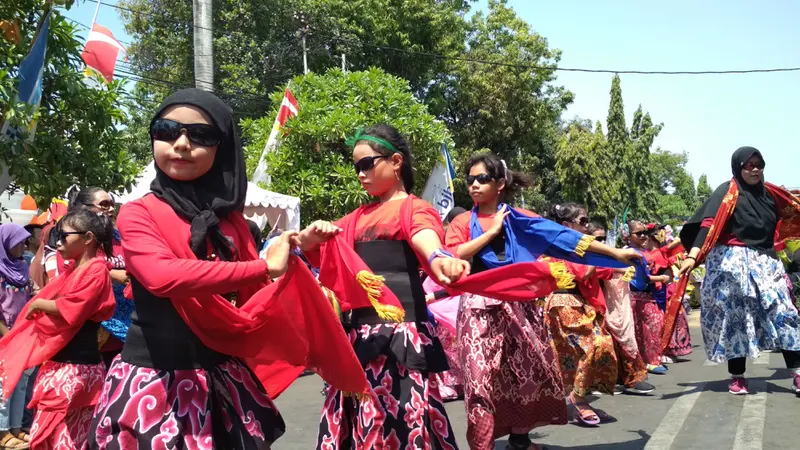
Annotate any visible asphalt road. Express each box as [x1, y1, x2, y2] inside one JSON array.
[[273, 311, 799, 449]]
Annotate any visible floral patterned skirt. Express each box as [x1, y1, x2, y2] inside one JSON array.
[[631, 291, 665, 366], [545, 293, 618, 397], [317, 321, 458, 450], [458, 295, 567, 450], [665, 308, 693, 357], [29, 361, 105, 450], [701, 245, 800, 362], [432, 325, 463, 401], [86, 356, 285, 449]]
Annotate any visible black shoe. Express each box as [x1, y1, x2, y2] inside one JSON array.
[[623, 381, 655, 395]]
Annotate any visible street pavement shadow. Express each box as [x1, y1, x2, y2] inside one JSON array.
[[495, 430, 650, 449]]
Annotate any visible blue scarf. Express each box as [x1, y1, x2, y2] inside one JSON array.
[[469, 204, 628, 270], [628, 249, 651, 292]]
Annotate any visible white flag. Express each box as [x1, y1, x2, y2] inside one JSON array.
[[251, 88, 299, 185], [421, 143, 456, 221]]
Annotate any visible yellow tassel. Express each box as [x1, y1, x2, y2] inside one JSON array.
[[574, 234, 595, 257], [621, 266, 636, 282], [549, 262, 576, 290], [355, 271, 405, 322], [343, 391, 371, 402], [321, 286, 343, 319]]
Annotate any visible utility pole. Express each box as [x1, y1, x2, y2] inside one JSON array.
[[193, 0, 214, 91], [341, 53, 346, 73], [294, 12, 311, 75]]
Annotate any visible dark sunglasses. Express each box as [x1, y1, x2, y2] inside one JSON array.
[[632, 231, 648, 238], [466, 174, 495, 185], [574, 217, 590, 226], [742, 161, 765, 171], [57, 231, 86, 242], [94, 200, 115, 209], [595, 236, 606, 242], [150, 118, 222, 147], [353, 155, 390, 174]]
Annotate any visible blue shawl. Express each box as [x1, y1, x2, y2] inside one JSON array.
[[468, 204, 628, 270]]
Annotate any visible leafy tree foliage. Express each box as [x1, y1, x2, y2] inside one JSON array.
[[241, 68, 452, 224], [0, 0, 140, 205]]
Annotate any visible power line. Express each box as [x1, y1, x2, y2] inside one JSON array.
[[321, 32, 800, 76]]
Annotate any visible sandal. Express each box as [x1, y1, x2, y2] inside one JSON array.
[[14, 433, 29, 444], [567, 394, 600, 426], [0, 434, 30, 450]]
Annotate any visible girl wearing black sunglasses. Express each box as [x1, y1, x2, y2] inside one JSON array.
[[626, 220, 670, 376], [296, 124, 465, 449], [543, 202, 630, 426], [445, 154, 640, 447]]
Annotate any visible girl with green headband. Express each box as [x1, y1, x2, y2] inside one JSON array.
[[296, 124, 467, 449]]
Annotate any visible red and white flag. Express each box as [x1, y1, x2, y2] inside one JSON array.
[[251, 88, 299, 184], [80, 23, 126, 83]]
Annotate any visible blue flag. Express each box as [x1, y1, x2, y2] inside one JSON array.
[[1, 11, 51, 142]]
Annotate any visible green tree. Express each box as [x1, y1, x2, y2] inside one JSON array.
[[555, 120, 617, 223], [650, 149, 696, 224], [603, 75, 662, 220], [1, 1, 140, 205], [433, 0, 573, 211], [696, 174, 713, 207], [240, 68, 452, 224]]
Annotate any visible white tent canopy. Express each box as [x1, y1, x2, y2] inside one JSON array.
[[115, 163, 300, 231]]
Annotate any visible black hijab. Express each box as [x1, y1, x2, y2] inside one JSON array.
[[680, 146, 777, 252], [150, 89, 247, 261]]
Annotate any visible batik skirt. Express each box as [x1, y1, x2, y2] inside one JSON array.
[[433, 325, 463, 401], [701, 245, 800, 362], [458, 294, 567, 450], [317, 321, 458, 450], [28, 360, 105, 450], [544, 293, 618, 397], [86, 356, 285, 449], [665, 308, 693, 357], [630, 290, 665, 366]]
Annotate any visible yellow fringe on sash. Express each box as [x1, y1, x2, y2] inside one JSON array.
[[574, 234, 595, 257], [355, 271, 405, 322], [621, 266, 636, 282], [343, 391, 371, 402], [548, 261, 576, 290], [321, 286, 343, 320]]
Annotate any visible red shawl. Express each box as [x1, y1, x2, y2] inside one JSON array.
[[127, 195, 368, 398], [0, 257, 115, 400], [316, 196, 575, 322], [662, 181, 800, 350]]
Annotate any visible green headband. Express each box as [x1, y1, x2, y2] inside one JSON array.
[[345, 128, 399, 154]]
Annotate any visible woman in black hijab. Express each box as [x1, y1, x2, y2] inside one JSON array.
[[677, 147, 800, 396], [86, 89, 294, 449]]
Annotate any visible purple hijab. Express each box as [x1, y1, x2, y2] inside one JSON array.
[[0, 224, 31, 287]]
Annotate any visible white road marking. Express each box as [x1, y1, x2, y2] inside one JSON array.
[[644, 382, 706, 450], [732, 379, 767, 450]]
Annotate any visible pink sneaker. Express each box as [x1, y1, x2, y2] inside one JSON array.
[[729, 376, 749, 395], [793, 374, 800, 395]]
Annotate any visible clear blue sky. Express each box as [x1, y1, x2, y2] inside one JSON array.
[[63, 0, 800, 188]]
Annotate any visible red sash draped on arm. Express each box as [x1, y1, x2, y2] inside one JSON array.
[[662, 181, 800, 350], [315, 196, 574, 323], [0, 257, 115, 400], [126, 195, 368, 398]]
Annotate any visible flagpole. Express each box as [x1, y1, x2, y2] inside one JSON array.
[[90, 0, 102, 26]]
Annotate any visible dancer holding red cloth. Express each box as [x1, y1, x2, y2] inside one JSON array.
[[0, 210, 116, 450]]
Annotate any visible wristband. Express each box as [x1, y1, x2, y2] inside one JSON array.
[[427, 248, 455, 266], [685, 256, 696, 261]]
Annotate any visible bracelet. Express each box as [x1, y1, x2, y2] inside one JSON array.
[[685, 256, 696, 261], [427, 248, 455, 266]]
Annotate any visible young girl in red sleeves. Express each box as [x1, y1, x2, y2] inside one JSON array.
[[0, 209, 116, 449]]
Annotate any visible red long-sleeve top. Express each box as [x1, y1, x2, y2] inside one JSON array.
[[118, 198, 267, 304]]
